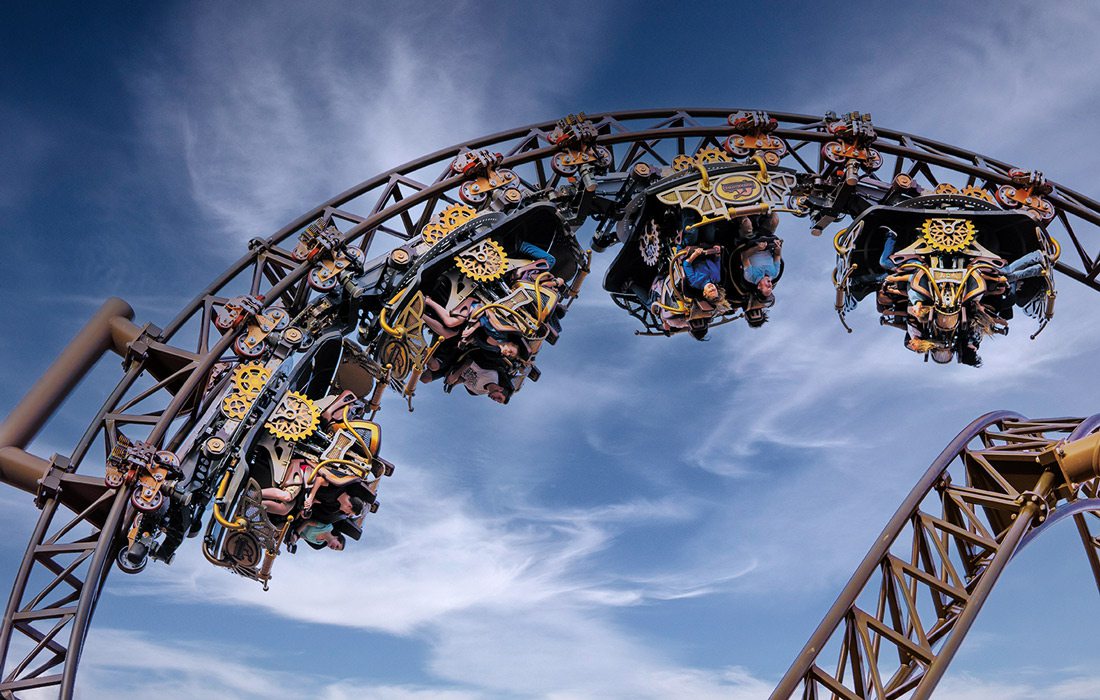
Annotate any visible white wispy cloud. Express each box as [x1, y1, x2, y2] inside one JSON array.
[[73, 627, 485, 700], [130, 4, 609, 243], [111, 452, 760, 697]]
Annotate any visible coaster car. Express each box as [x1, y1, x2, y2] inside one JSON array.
[[202, 375, 390, 587], [115, 324, 394, 587], [834, 190, 1059, 363], [603, 158, 798, 335], [364, 201, 589, 402]]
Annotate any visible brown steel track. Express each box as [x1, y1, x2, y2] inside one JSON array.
[[4, 108, 1100, 698], [770, 413, 1100, 700]]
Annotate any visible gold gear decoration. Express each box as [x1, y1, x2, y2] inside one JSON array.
[[695, 147, 731, 164], [934, 183, 960, 195], [672, 149, 731, 172], [671, 154, 696, 172], [221, 394, 252, 421], [454, 238, 508, 282], [220, 362, 271, 419], [232, 363, 271, 395], [639, 220, 661, 266], [265, 391, 320, 441], [920, 217, 977, 253], [961, 185, 996, 203], [422, 203, 477, 246]]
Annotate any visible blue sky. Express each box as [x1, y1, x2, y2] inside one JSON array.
[[3, 2, 1100, 698]]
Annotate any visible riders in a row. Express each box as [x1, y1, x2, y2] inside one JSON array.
[[635, 210, 784, 339]]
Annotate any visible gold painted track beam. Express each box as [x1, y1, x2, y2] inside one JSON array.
[[1056, 430, 1100, 485]]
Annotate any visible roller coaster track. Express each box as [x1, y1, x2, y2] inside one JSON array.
[[770, 413, 1100, 700], [3, 108, 1100, 698]]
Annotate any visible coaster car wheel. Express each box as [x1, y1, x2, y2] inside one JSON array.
[[156, 450, 180, 469], [551, 152, 578, 177], [725, 137, 751, 158], [131, 488, 163, 513], [307, 267, 339, 292], [267, 308, 290, 331], [723, 135, 787, 160], [995, 184, 1056, 221], [459, 180, 489, 205], [822, 141, 845, 165], [233, 335, 266, 358], [595, 145, 613, 169], [344, 247, 365, 268], [116, 541, 148, 575], [822, 142, 882, 171]]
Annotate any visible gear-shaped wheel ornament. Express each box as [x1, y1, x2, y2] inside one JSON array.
[[421, 203, 477, 246], [640, 220, 661, 267], [265, 391, 320, 441], [232, 363, 271, 395], [454, 238, 507, 282], [220, 362, 271, 420], [920, 217, 977, 253]]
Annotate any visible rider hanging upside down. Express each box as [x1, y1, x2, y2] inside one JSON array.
[[422, 296, 521, 359], [740, 230, 782, 327]]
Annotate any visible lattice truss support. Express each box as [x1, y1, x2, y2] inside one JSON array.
[[5, 109, 1100, 698], [771, 413, 1100, 700]]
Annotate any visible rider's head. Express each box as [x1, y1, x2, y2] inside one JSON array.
[[757, 276, 774, 297], [486, 384, 510, 405], [337, 492, 356, 516], [499, 341, 520, 359], [348, 496, 366, 517], [702, 282, 719, 302]]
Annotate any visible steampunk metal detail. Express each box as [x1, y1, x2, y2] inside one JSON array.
[[264, 391, 320, 441], [220, 362, 270, 420], [421, 202, 477, 245], [920, 217, 978, 252], [454, 238, 508, 282], [639, 220, 661, 266]]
